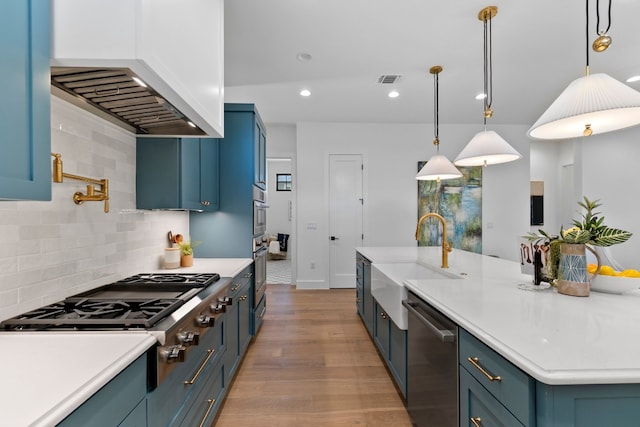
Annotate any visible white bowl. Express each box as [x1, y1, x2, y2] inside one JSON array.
[[590, 274, 640, 294]]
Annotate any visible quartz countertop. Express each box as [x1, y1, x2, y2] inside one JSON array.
[[155, 257, 252, 277], [0, 332, 156, 427], [357, 246, 640, 385]]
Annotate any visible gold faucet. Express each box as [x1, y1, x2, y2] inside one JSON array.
[[51, 153, 110, 213], [415, 212, 452, 268]]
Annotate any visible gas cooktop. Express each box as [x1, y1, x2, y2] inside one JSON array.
[[114, 272, 220, 287], [0, 272, 221, 331]]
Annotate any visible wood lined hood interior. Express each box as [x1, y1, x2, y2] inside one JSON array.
[[51, 67, 205, 136]]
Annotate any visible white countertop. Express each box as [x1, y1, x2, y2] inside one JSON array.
[[0, 332, 156, 427], [2, 257, 251, 426], [155, 257, 252, 277], [358, 246, 640, 385]]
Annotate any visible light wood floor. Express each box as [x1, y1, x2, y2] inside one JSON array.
[[213, 284, 413, 427]]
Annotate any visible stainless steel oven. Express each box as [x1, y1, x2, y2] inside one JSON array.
[[253, 186, 268, 237]]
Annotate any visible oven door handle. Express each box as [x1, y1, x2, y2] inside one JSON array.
[[255, 246, 268, 256]]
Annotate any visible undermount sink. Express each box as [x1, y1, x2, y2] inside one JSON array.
[[371, 262, 463, 329]]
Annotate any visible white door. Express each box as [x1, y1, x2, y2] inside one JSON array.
[[329, 154, 363, 288]]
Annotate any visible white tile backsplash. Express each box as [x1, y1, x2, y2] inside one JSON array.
[[0, 96, 189, 321]]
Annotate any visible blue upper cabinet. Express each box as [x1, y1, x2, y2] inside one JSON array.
[[190, 104, 266, 258], [226, 103, 267, 190], [0, 0, 51, 201], [136, 138, 219, 211]]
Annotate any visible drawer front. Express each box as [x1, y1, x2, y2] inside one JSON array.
[[178, 358, 226, 427], [459, 329, 534, 424], [460, 367, 524, 427], [229, 265, 252, 297]]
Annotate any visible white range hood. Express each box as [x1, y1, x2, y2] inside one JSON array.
[[51, 0, 224, 137]]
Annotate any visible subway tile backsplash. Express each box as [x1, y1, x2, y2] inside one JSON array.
[[0, 96, 189, 321]]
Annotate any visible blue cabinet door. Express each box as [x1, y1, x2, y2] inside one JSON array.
[[0, 0, 51, 201], [388, 320, 407, 398], [190, 103, 266, 258], [136, 138, 219, 211], [238, 280, 253, 357], [373, 301, 390, 360], [200, 138, 220, 211]]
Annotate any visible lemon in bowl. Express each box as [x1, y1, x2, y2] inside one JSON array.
[[590, 265, 640, 294]]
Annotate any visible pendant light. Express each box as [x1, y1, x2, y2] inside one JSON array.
[[454, 6, 522, 167], [528, 0, 640, 140], [416, 66, 462, 182]]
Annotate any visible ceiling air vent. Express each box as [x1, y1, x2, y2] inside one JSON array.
[[377, 74, 402, 84]]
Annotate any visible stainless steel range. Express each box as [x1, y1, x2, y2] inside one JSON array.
[[0, 272, 232, 386]]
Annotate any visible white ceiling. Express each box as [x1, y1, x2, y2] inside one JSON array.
[[224, 0, 640, 128]]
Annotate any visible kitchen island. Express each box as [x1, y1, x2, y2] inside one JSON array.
[[0, 257, 252, 427], [357, 247, 640, 426]]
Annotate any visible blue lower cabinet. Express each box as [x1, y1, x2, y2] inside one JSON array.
[[460, 367, 524, 427], [58, 354, 147, 427], [178, 358, 225, 427], [373, 300, 407, 398], [224, 265, 253, 383], [536, 382, 640, 427]]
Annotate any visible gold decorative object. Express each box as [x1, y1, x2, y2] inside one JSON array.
[[51, 153, 109, 213]]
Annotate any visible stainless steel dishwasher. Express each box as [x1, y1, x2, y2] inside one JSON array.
[[402, 290, 458, 427]]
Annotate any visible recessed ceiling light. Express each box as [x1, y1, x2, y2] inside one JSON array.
[[388, 90, 400, 98], [132, 76, 147, 87], [300, 89, 311, 97], [187, 121, 196, 128], [626, 75, 640, 83], [296, 52, 312, 62], [475, 93, 487, 100]]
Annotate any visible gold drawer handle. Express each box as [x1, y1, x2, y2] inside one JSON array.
[[198, 398, 216, 427], [467, 357, 502, 382], [470, 417, 482, 427], [185, 349, 215, 385]]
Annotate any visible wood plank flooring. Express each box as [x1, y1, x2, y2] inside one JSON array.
[[213, 284, 413, 426]]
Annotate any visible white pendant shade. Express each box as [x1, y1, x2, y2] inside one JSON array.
[[454, 130, 522, 167], [416, 154, 463, 181], [528, 73, 640, 140]]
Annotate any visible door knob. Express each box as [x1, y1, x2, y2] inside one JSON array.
[[330, 236, 339, 241]]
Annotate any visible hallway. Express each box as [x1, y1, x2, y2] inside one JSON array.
[[214, 285, 413, 426]]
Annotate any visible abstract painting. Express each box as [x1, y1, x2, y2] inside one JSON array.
[[417, 163, 482, 253]]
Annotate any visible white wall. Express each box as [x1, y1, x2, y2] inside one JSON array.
[[0, 96, 188, 321], [295, 122, 531, 289], [266, 159, 292, 239], [580, 126, 640, 269]]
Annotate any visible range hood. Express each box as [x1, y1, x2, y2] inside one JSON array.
[[51, 0, 224, 138], [52, 67, 204, 136]]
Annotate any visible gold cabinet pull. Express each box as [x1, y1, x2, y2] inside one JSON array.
[[184, 349, 215, 385], [198, 399, 216, 427], [467, 357, 502, 382], [470, 417, 482, 427]]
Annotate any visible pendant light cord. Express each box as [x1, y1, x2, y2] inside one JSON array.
[[586, 0, 590, 72], [595, 0, 612, 35], [483, 10, 493, 127], [433, 70, 439, 152]]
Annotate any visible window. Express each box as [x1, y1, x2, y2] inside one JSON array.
[[276, 174, 292, 191]]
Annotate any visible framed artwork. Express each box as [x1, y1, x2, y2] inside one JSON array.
[[276, 173, 292, 191], [417, 163, 482, 253]]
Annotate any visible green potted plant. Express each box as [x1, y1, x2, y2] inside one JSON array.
[[527, 197, 632, 296], [177, 237, 201, 267]]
